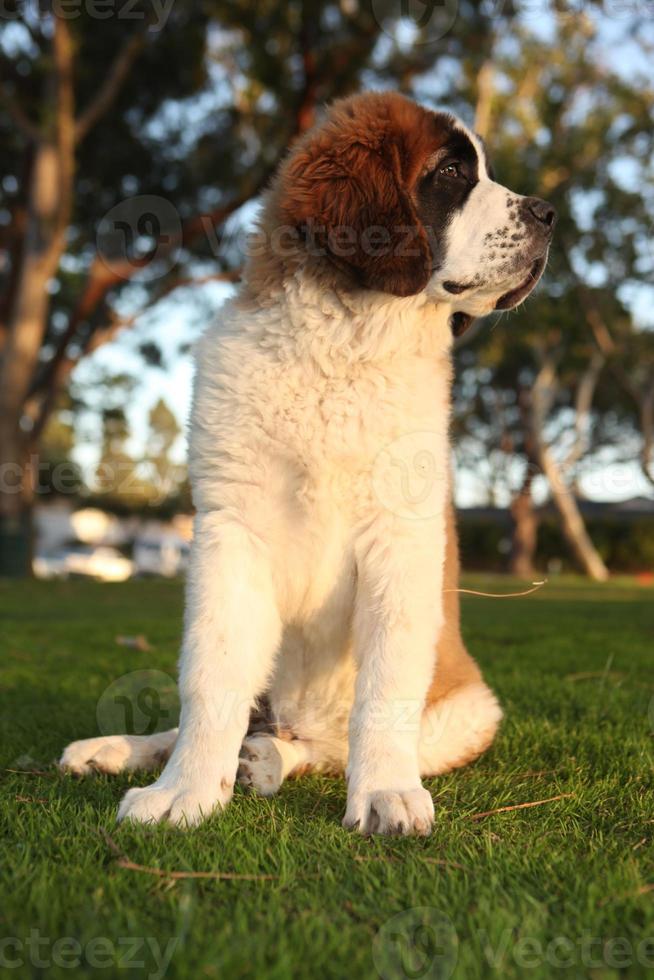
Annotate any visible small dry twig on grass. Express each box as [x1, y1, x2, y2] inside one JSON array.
[[115, 634, 152, 652], [444, 580, 547, 599], [422, 857, 467, 871], [469, 793, 574, 821], [3, 768, 52, 778], [98, 828, 277, 882]]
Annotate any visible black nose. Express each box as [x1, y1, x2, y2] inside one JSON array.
[[525, 197, 556, 230]]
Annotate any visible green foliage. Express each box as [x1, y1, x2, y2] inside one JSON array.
[[80, 374, 185, 511], [453, 15, 654, 511], [572, 518, 654, 572], [460, 514, 654, 574], [38, 394, 83, 497], [145, 396, 185, 502]]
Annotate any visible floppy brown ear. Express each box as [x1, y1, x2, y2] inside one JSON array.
[[279, 141, 432, 297]]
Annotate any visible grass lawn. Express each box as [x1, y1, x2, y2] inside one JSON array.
[[1, 577, 653, 979]]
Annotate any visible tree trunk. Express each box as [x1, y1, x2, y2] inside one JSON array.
[[0, 143, 60, 577], [0, 20, 75, 576], [531, 357, 610, 582], [509, 479, 539, 577], [537, 442, 609, 582], [0, 430, 35, 577], [510, 389, 542, 578]]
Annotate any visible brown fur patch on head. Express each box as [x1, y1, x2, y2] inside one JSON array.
[[247, 92, 452, 301]]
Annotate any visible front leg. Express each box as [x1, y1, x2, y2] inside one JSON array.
[[344, 512, 445, 836], [118, 512, 281, 826]]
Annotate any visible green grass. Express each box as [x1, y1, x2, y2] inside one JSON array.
[[1, 577, 653, 979]]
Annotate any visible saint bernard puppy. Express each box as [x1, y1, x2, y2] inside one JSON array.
[[61, 92, 555, 835]]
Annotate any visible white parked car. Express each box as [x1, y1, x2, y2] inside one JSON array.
[[32, 550, 69, 580], [34, 544, 133, 582], [133, 535, 190, 577]]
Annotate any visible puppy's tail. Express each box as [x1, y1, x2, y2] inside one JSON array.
[[419, 681, 503, 776]]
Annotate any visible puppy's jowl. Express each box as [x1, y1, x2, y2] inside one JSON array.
[[62, 92, 555, 835]]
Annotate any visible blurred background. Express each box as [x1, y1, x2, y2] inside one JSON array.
[[1, 0, 653, 583]]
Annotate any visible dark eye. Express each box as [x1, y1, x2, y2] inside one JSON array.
[[439, 162, 461, 178]]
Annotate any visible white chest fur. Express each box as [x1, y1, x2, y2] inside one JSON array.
[[189, 277, 453, 625]]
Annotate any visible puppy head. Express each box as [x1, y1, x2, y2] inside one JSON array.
[[269, 92, 555, 329], [274, 92, 433, 297]]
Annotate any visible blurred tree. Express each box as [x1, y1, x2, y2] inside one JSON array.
[[38, 391, 83, 498], [0, 1, 210, 571], [452, 14, 654, 578], [146, 396, 184, 502], [85, 375, 180, 511], [95, 406, 138, 501]]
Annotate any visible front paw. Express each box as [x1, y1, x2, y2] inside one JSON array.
[[343, 785, 434, 836], [117, 775, 233, 827]]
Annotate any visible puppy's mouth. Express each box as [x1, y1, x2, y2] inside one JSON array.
[[493, 255, 547, 310]]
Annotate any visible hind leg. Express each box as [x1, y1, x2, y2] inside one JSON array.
[[237, 733, 346, 796], [237, 736, 311, 796], [419, 681, 502, 777], [60, 729, 178, 776]]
